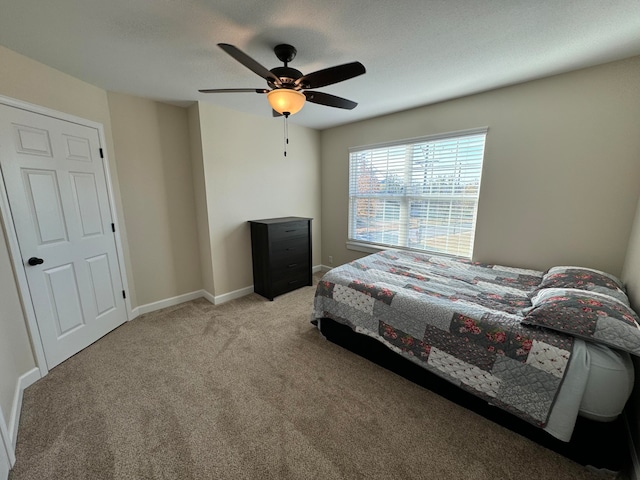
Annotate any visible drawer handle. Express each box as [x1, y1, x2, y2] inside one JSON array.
[[286, 247, 296, 251], [287, 263, 298, 268], [288, 279, 302, 285], [285, 229, 298, 233]]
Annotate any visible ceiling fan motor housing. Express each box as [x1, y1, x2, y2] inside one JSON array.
[[269, 66, 304, 89]]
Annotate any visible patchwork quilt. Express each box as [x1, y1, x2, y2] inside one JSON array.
[[313, 250, 574, 427]]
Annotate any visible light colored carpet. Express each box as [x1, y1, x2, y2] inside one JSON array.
[[11, 279, 614, 479]]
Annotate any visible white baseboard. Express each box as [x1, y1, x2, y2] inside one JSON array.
[[132, 267, 327, 315], [130, 287, 253, 314], [202, 290, 215, 305], [214, 266, 325, 304], [9, 368, 40, 451], [625, 411, 640, 480], [135, 290, 207, 316], [214, 286, 254, 305]]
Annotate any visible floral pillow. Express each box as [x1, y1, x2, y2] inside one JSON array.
[[522, 288, 640, 356], [531, 266, 629, 306]]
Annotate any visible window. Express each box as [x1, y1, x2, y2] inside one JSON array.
[[348, 128, 487, 258]]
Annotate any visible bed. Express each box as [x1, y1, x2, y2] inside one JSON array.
[[312, 249, 636, 442]]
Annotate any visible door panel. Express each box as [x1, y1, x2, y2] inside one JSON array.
[[63, 134, 92, 162], [44, 263, 85, 336], [0, 104, 127, 368], [70, 173, 103, 237], [13, 124, 52, 157], [22, 169, 69, 244], [86, 254, 117, 316]]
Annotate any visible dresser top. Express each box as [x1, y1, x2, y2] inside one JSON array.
[[249, 216, 312, 225]]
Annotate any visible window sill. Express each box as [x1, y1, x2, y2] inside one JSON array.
[[346, 241, 388, 254], [346, 240, 471, 260]]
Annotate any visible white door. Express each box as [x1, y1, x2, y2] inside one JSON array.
[[0, 104, 128, 369]]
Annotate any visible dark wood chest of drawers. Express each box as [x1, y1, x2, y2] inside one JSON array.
[[249, 217, 312, 300]]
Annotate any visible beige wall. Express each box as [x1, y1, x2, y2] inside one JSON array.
[[187, 103, 215, 295], [321, 56, 640, 277], [107, 93, 202, 306], [197, 102, 321, 296]]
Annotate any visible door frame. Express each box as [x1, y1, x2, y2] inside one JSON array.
[[0, 94, 133, 376], [0, 405, 14, 469]]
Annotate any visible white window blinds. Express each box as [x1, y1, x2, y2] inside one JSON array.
[[348, 128, 487, 258]]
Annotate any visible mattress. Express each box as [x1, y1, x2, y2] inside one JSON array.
[[543, 339, 633, 441]]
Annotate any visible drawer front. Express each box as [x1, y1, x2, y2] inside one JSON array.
[[272, 260, 310, 279], [271, 236, 309, 264], [272, 266, 310, 296], [269, 220, 309, 241], [271, 256, 309, 276]]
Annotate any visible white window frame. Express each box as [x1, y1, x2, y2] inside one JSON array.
[[347, 127, 488, 259]]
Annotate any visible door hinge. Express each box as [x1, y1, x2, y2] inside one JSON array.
[[99, 148, 104, 158], [122, 290, 126, 299], [111, 223, 115, 233]]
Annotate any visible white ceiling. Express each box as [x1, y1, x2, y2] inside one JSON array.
[[1, 0, 640, 130]]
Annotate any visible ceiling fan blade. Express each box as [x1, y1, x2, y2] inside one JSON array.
[[304, 91, 358, 110], [218, 43, 281, 86], [198, 88, 269, 93], [295, 62, 365, 89]]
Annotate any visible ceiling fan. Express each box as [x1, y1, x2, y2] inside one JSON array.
[[199, 43, 366, 117]]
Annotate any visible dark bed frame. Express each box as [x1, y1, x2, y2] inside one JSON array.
[[316, 317, 630, 473]]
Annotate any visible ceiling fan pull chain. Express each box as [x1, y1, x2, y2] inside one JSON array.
[[283, 113, 290, 157]]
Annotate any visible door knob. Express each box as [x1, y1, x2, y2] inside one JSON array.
[[27, 257, 44, 266]]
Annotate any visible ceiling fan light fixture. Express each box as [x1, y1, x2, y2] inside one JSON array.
[[267, 89, 306, 115]]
